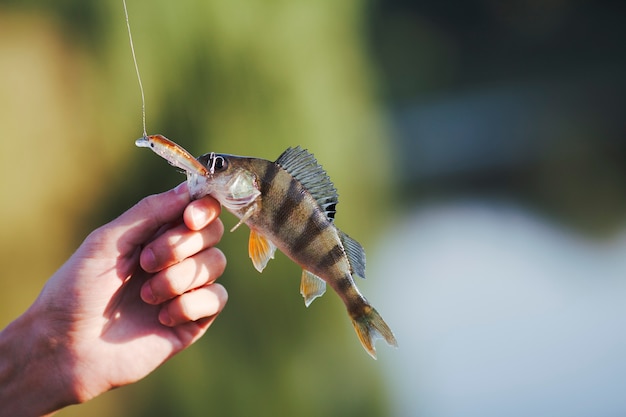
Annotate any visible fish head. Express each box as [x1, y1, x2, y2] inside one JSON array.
[[188, 152, 261, 211]]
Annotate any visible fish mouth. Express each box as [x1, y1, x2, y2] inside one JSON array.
[[186, 170, 213, 200], [187, 152, 216, 199], [196, 152, 213, 170]]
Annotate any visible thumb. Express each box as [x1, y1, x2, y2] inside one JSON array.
[[103, 182, 191, 255]]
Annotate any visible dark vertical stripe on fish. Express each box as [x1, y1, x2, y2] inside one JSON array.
[[317, 244, 344, 271], [259, 162, 280, 197], [272, 178, 305, 232], [334, 274, 354, 293], [291, 214, 329, 254]]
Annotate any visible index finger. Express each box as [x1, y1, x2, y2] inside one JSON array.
[[183, 195, 221, 231]]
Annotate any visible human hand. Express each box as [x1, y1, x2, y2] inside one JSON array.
[[0, 183, 228, 416]]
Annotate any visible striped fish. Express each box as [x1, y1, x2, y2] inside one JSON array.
[[137, 135, 397, 358]]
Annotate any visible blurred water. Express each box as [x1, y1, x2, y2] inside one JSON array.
[[372, 201, 626, 417]]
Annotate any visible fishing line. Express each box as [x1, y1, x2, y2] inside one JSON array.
[[123, 0, 147, 138]]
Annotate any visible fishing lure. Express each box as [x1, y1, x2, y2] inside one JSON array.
[[136, 136, 397, 359], [135, 135, 209, 176]]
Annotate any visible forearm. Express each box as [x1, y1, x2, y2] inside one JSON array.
[[0, 308, 75, 417]]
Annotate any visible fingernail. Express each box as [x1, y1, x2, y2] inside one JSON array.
[[190, 205, 208, 226], [142, 248, 157, 272], [159, 309, 173, 326], [141, 283, 156, 304], [174, 182, 188, 195]]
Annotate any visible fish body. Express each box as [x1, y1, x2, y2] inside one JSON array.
[[137, 136, 397, 358]]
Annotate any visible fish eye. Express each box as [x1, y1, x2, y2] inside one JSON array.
[[211, 155, 227, 172]]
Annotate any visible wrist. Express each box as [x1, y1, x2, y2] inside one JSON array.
[[0, 305, 77, 416]]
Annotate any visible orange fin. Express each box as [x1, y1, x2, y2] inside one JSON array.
[[248, 229, 276, 273], [351, 306, 398, 360], [300, 270, 326, 307]]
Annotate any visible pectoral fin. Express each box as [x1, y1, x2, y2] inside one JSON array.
[[230, 204, 256, 232], [300, 270, 326, 307], [248, 229, 276, 273]]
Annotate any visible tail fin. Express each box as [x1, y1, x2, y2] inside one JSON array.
[[351, 306, 398, 359]]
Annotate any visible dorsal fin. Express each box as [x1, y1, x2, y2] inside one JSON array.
[[339, 231, 366, 279], [275, 146, 339, 222]]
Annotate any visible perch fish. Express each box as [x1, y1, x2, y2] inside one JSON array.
[[136, 134, 397, 358]]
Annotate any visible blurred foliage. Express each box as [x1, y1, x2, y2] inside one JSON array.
[[368, 0, 626, 236], [0, 0, 392, 416]]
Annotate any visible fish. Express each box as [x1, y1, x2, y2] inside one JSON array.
[[136, 134, 398, 359]]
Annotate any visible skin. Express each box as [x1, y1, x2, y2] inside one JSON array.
[[0, 182, 228, 416]]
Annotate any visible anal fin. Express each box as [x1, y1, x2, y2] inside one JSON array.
[[300, 270, 326, 307], [248, 229, 276, 273]]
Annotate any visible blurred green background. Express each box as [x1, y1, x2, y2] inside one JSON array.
[[0, 0, 390, 416], [1, 0, 625, 416]]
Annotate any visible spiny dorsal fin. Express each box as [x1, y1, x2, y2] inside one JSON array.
[[276, 146, 338, 222], [339, 231, 366, 279]]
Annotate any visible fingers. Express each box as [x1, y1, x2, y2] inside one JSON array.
[[139, 215, 224, 273], [183, 195, 221, 231], [129, 189, 228, 327], [91, 183, 219, 260], [141, 247, 226, 304], [158, 283, 228, 327]]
